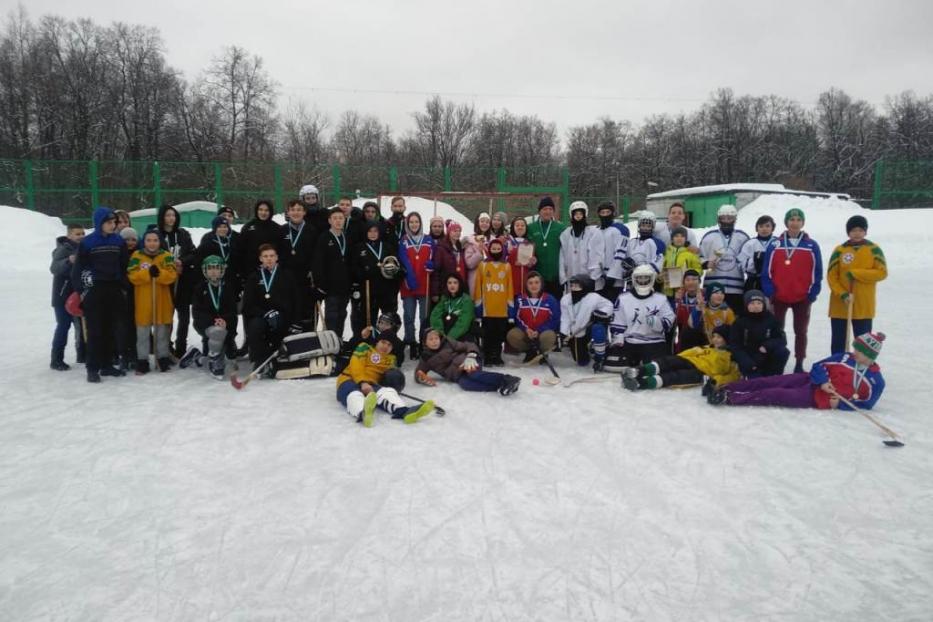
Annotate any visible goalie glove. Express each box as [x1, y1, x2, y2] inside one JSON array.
[[460, 352, 479, 373], [415, 370, 436, 386], [81, 269, 94, 290]]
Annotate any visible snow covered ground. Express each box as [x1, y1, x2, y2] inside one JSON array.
[[1, 198, 931, 621]]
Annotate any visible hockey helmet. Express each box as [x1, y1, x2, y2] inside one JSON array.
[[379, 255, 402, 279], [717, 204, 738, 221], [637, 210, 657, 234], [631, 264, 657, 296], [201, 254, 226, 280], [381, 368, 406, 392]]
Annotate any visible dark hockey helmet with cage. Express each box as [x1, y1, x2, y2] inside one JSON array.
[[381, 367, 406, 392], [379, 255, 402, 279], [201, 254, 226, 280], [567, 273, 595, 293], [376, 312, 402, 334]]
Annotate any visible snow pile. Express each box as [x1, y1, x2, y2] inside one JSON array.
[[0, 206, 67, 272], [354, 195, 473, 230]]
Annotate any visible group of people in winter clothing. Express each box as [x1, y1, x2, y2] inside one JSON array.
[[50, 190, 890, 421]]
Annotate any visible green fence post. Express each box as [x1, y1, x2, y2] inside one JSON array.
[[444, 166, 453, 192], [871, 159, 883, 210], [622, 196, 630, 221], [331, 164, 342, 204], [496, 167, 506, 192], [23, 159, 35, 210], [274, 163, 284, 211], [214, 162, 223, 208], [152, 161, 162, 208], [389, 166, 398, 192], [560, 167, 571, 222], [89, 160, 99, 209]]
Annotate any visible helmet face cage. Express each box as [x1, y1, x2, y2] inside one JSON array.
[[202, 257, 226, 281], [631, 266, 656, 295], [376, 313, 398, 332]]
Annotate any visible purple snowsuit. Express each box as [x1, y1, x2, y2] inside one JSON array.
[[724, 372, 815, 408]]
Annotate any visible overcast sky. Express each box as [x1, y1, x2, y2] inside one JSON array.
[[12, 0, 933, 138]]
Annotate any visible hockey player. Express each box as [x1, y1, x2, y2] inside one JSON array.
[[738, 215, 778, 292], [559, 201, 605, 292], [430, 273, 475, 341], [311, 208, 352, 337], [243, 244, 297, 373], [474, 237, 514, 366], [826, 215, 887, 354], [156, 204, 197, 357], [127, 229, 178, 373], [607, 211, 664, 289], [279, 199, 317, 330], [72, 207, 129, 382], [687, 282, 735, 344], [50, 223, 86, 370], [359, 312, 405, 366], [398, 212, 436, 358], [622, 324, 739, 391], [196, 215, 241, 358], [673, 269, 706, 351], [416, 328, 521, 395], [336, 339, 435, 427], [560, 274, 613, 369], [507, 271, 561, 361], [351, 220, 401, 338], [595, 201, 628, 300], [700, 205, 750, 311], [336, 196, 365, 247], [299, 184, 329, 235], [526, 196, 566, 298], [728, 289, 789, 378], [608, 264, 675, 368], [661, 226, 702, 299], [191, 255, 239, 379], [709, 331, 885, 410], [239, 199, 280, 276], [761, 208, 822, 372]]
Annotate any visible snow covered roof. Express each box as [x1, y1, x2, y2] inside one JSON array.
[[647, 183, 850, 201], [128, 200, 220, 217]]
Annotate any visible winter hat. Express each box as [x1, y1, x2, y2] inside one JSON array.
[[744, 289, 766, 305], [670, 226, 688, 241], [211, 215, 228, 232], [784, 208, 805, 224], [538, 196, 555, 211], [430, 215, 445, 228], [705, 282, 726, 298], [596, 201, 615, 215], [120, 227, 138, 241], [217, 205, 236, 217], [477, 212, 491, 222], [711, 324, 731, 341], [846, 215, 868, 233], [446, 220, 462, 235], [298, 184, 319, 198], [853, 331, 885, 361]]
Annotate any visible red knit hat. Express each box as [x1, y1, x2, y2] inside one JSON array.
[[853, 331, 885, 361]]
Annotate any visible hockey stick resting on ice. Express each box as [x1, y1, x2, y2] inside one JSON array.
[[400, 391, 446, 416], [833, 392, 904, 447], [230, 351, 278, 390]]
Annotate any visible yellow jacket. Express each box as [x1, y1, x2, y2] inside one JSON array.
[[661, 246, 703, 297], [336, 343, 396, 386], [689, 303, 735, 341], [826, 240, 887, 319], [678, 346, 741, 386], [474, 259, 514, 318], [127, 250, 178, 326]]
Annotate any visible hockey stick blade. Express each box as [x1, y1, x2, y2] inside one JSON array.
[[835, 393, 904, 448], [400, 391, 446, 416]]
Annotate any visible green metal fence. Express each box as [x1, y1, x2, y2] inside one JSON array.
[[871, 159, 933, 209], [0, 160, 586, 225]]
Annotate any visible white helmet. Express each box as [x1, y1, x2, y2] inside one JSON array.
[[299, 184, 319, 199], [637, 210, 657, 231], [631, 264, 657, 296], [569, 200, 588, 217], [717, 204, 738, 219]]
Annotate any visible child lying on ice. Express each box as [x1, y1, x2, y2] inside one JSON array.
[[416, 328, 521, 395]]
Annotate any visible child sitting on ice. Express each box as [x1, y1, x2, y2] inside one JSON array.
[[708, 331, 886, 409], [673, 270, 705, 351], [727, 289, 790, 378], [621, 325, 740, 392], [190, 255, 239, 379], [336, 338, 434, 427], [606, 264, 675, 369], [560, 274, 613, 370], [416, 328, 521, 395], [127, 230, 178, 373]]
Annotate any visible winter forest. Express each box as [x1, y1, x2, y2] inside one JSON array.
[[2, 9, 933, 200]]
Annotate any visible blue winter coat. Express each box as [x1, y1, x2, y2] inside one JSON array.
[[72, 207, 128, 293]]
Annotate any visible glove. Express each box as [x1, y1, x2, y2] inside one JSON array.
[[841, 292, 851, 303], [264, 309, 282, 331], [351, 285, 361, 301], [149, 265, 160, 278], [415, 370, 436, 386], [81, 270, 94, 290], [425, 260, 434, 272], [460, 352, 479, 373], [845, 271, 854, 282]]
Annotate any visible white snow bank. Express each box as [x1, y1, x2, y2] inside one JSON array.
[[0, 206, 67, 272], [354, 196, 473, 230]]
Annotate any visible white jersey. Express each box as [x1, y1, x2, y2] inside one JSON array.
[[560, 291, 614, 337], [739, 235, 778, 277], [610, 291, 675, 345], [559, 226, 605, 289], [654, 222, 698, 248], [699, 227, 750, 295], [607, 236, 665, 281], [597, 225, 624, 279]]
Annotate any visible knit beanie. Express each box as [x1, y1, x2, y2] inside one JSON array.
[[538, 196, 555, 211], [670, 226, 688, 241], [743, 289, 766, 305], [120, 227, 138, 241], [853, 331, 885, 361], [711, 324, 731, 341], [784, 208, 805, 224], [846, 215, 868, 233]]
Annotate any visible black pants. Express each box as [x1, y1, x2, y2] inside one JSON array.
[[246, 316, 286, 365], [734, 347, 790, 378], [676, 325, 708, 352], [324, 294, 350, 337], [83, 281, 125, 373], [481, 317, 509, 362], [725, 293, 745, 314], [651, 354, 704, 386], [613, 341, 670, 367], [351, 288, 397, 339], [543, 279, 563, 299]]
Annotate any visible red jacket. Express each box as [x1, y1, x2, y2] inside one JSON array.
[[506, 237, 537, 297], [399, 234, 436, 298], [809, 352, 885, 410], [761, 232, 823, 304]]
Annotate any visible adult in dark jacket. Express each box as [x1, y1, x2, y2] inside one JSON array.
[[336, 196, 366, 247], [350, 220, 401, 338], [279, 198, 318, 329], [49, 223, 86, 370], [242, 244, 297, 369], [197, 216, 239, 285], [156, 204, 198, 357], [72, 207, 129, 382], [192, 255, 240, 378], [728, 289, 790, 377], [312, 208, 353, 337], [238, 199, 281, 277], [384, 196, 407, 247]]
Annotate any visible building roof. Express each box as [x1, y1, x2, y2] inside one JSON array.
[[648, 183, 850, 201], [129, 200, 220, 217]]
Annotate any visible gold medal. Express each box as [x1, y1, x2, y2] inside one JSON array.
[[785, 259, 791, 265], [264, 293, 270, 299]]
